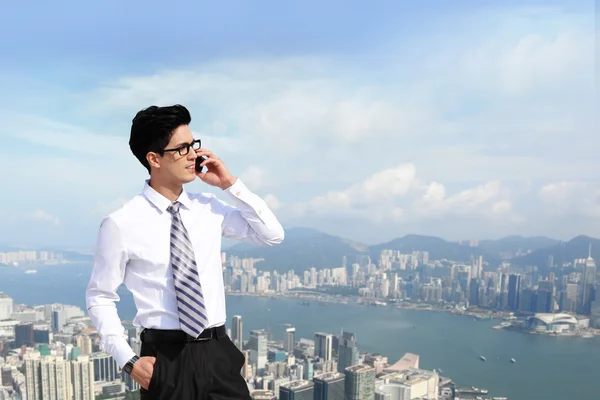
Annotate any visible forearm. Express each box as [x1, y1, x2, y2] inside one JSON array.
[[87, 303, 136, 368], [222, 179, 285, 246]]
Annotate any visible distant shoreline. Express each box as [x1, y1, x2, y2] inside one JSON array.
[[225, 291, 600, 339]]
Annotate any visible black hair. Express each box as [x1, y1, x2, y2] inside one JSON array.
[[129, 104, 192, 173]]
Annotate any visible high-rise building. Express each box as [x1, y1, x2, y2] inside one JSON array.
[[560, 283, 579, 312], [248, 329, 268, 371], [24, 352, 42, 400], [91, 353, 119, 382], [15, 323, 34, 347], [71, 355, 95, 400], [0, 294, 13, 320], [580, 244, 596, 315], [507, 274, 521, 311], [337, 332, 359, 373], [51, 310, 66, 333], [284, 327, 296, 353], [313, 372, 345, 400], [345, 364, 376, 400], [40, 355, 72, 400], [232, 315, 243, 349], [76, 335, 93, 355], [315, 333, 333, 361], [279, 380, 314, 400]]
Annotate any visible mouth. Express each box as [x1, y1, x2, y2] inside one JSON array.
[[186, 164, 195, 172]]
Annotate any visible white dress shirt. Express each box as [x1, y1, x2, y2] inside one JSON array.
[[85, 178, 284, 368]]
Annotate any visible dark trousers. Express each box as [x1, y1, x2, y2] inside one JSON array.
[[139, 327, 251, 400]]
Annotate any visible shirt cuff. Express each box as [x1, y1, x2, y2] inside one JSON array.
[[224, 178, 248, 199], [112, 339, 137, 369]]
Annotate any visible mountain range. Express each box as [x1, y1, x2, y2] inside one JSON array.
[[226, 227, 594, 274], [4, 228, 597, 276]]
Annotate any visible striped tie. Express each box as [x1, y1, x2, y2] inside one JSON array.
[[167, 201, 208, 337]]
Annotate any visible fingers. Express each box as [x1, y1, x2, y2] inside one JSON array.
[[199, 157, 222, 168], [195, 148, 216, 159]]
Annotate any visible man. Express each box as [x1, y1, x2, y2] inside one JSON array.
[[86, 104, 284, 399]]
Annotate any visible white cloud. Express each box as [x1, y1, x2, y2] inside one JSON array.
[[416, 180, 515, 220], [239, 166, 268, 190], [30, 210, 60, 226], [263, 194, 282, 212], [539, 182, 600, 217], [2, 114, 130, 158], [292, 164, 517, 224]]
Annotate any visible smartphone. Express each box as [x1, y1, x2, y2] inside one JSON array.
[[195, 156, 207, 173]]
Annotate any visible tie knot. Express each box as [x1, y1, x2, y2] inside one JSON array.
[[167, 201, 182, 214]]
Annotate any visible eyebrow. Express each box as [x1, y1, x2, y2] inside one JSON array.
[[173, 140, 192, 147]]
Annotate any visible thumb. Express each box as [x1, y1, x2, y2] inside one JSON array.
[[148, 356, 156, 365]]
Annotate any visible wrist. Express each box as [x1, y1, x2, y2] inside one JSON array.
[[220, 176, 237, 190], [122, 355, 139, 375]]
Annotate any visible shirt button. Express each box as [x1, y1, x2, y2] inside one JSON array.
[[258, 210, 262, 215], [236, 191, 241, 196]]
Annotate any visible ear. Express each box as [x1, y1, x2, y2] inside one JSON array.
[[146, 152, 162, 170]]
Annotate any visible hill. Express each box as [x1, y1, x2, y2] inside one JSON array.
[[478, 235, 558, 258], [226, 227, 369, 273], [511, 235, 600, 275], [370, 234, 501, 266]]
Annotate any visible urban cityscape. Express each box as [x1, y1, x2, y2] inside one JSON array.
[[0, 239, 598, 399]]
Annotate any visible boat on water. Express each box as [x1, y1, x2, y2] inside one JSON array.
[[510, 358, 516, 363], [480, 356, 486, 361]]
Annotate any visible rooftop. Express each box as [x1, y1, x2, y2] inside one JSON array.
[[314, 372, 345, 382], [346, 364, 376, 374], [385, 352, 420, 372], [280, 380, 314, 391]]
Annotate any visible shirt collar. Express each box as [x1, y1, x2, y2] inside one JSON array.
[[142, 180, 193, 213]]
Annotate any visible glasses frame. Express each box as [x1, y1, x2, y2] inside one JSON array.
[[161, 139, 202, 156]]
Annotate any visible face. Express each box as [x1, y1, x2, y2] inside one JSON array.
[[148, 125, 198, 184]]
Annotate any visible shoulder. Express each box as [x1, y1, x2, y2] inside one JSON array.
[[103, 194, 148, 227], [187, 191, 234, 212]]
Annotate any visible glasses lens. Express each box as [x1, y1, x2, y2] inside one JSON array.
[[192, 140, 201, 150]]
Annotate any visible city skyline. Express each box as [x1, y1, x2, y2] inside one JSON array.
[[0, 0, 597, 248]]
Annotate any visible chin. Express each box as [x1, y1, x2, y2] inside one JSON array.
[[182, 173, 197, 184]]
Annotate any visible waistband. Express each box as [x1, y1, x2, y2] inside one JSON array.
[[140, 325, 227, 343]]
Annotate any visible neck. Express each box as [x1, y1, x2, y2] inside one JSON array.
[[149, 175, 183, 202]]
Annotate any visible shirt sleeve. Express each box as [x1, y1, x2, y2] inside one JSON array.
[[85, 216, 136, 368], [220, 178, 285, 246]]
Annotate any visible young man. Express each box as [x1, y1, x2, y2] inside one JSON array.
[[86, 105, 284, 399]]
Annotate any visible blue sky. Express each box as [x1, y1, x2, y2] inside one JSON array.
[[0, 0, 597, 249]]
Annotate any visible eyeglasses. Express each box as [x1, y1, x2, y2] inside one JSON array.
[[162, 139, 201, 156]]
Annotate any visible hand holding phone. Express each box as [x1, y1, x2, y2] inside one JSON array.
[[195, 156, 207, 173]]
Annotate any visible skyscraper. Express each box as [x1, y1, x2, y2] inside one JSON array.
[[337, 332, 359, 373], [507, 274, 521, 311], [71, 355, 95, 400], [249, 329, 268, 371], [345, 365, 376, 400], [0, 293, 13, 320], [24, 352, 41, 400], [91, 352, 119, 382], [284, 326, 296, 353], [314, 372, 345, 400], [580, 244, 596, 315], [232, 315, 243, 350], [315, 333, 333, 361], [40, 356, 72, 400], [279, 380, 314, 400]]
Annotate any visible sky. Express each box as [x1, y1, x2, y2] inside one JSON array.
[[0, 0, 598, 249]]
